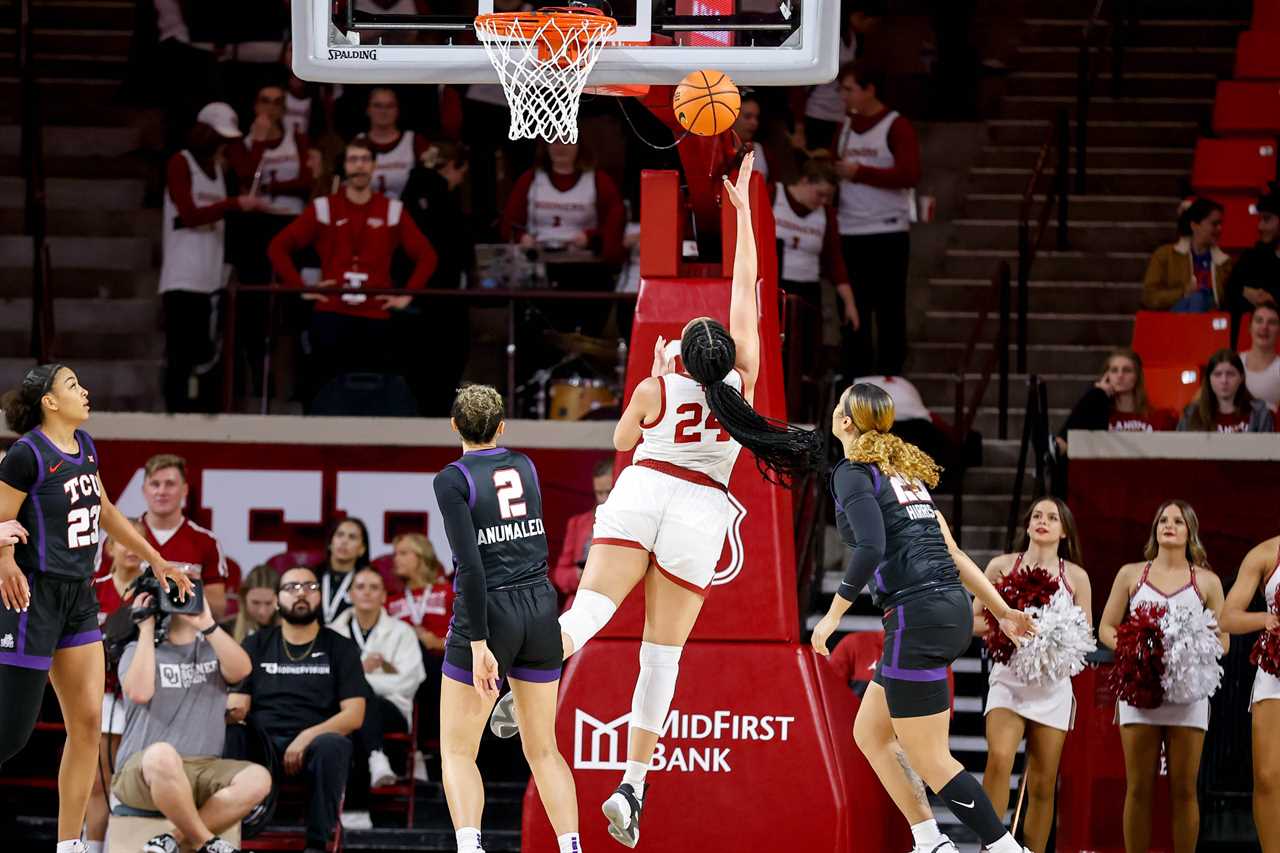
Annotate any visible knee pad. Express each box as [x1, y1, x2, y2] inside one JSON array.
[[558, 589, 617, 656], [630, 642, 683, 735]]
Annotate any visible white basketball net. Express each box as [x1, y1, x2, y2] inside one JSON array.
[[475, 10, 617, 144]]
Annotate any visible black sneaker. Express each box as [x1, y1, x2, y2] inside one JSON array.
[[143, 834, 180, 853], [601, 782, 646, 848]]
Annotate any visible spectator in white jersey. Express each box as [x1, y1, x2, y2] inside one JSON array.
[[363, 87, 431, 200], [114, 590, 270, 853], [732, 93, 770, 180], [160, 103, 268, 412]]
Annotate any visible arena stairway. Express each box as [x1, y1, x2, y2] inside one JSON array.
[[0, 0, 164, 411]]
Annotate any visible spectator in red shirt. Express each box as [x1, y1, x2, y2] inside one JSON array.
[[86, 519, 147, 853], [834, 61, 921, 380], [94, 454, 229, 620], [268, 138, 438, 403], [1177, 349, 1275, 433], [1057, 349, 1177, 456], [826, 630, 882, 697], [552, 458, 615, 610]]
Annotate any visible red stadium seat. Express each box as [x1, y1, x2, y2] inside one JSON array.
[[1143, 364, 1202, 414], [1257, 0, 1280, 31], [370, 553, 404, 596], [1131, 311, 1232, 366], [1238, 312, 1280, 352], [1191, 138, 1277, 192], [1212, 193, 1264, 251], [1237, 31, 1280, 80], [1213, 82, 1280, 136], [263, 549, 326, 574], [223, 557, 243, 616]]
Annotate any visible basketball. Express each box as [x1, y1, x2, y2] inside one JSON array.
[[672, 69, 741, 137]]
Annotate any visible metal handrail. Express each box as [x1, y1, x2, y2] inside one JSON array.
[[1003, 375, 1050, 551], [19, 0, 52, 362], [1016, 108, 1071, 374], [1075, 0, 1137, 195]]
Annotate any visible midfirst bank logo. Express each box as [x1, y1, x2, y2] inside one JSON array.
[[573, 707, 797, 774]]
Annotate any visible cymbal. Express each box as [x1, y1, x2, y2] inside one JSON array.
[[543, 330, 619, 360]]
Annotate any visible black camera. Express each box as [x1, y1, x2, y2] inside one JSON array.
[[128, 565, 204, 620]]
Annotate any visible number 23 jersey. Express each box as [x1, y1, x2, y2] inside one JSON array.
[[0, 429, 103, 581], [633, 370, 744, 487]]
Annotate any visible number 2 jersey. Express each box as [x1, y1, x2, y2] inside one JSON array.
[[0, 429, 103, 581], [432, 447, 549, 641], [632, 370, 744, 487], [829, 459, 959, 609]]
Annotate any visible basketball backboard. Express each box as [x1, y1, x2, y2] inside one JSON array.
[[292, 0, 840, 86]]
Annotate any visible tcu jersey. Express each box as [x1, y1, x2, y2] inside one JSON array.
[[830, 460, 958, 608], [371, 130, 417, 200], [527, 169, 597, 244], [633, 371, 744, 487], [443, 448, 549, 588], [0, 429, 103, 581]]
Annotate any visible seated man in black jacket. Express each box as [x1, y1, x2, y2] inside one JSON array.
[[1223, 187, 1280, 342]]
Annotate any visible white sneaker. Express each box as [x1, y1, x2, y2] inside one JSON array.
[[413, 749, 430, 783], [341, 810, 374, 830], [913, 840, 959, 853], [369, 750, 397, 788]]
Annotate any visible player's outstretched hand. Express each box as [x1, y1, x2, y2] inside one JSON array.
[[472, 640, 500, 701], [154, 558, 196, 602], [0, 520, 28, 547], [997, 608, 1037, 644], [723, 151, 754, 212]]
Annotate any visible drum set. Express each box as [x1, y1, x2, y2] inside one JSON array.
[[521, 330, 626, 421]]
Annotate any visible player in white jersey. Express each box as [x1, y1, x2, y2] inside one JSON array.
[[1221, 533, 1280, 852], [489, 153, 823, 847]]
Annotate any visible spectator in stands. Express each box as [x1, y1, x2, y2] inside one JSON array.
[[552, 458, 615, 609], [793, 2, 880, 154], [1223, 188, 1280, 341], [227, 566, 366, 853], [268, 138, 437, 403], [1140, 198, 1232, 312], [363, 88, 431, 200], [226, 565, 281, 643], [115, 589, 269, 853], [733, 93, 769, 179], [1056, 349, 1175, 459], [97, 454, 231, 620], [1177, 350, 1274, 433], [86, 521, 148, 853], [1242, 301, 1280, 412], [331, 567, 426, 829], [834, 61, 921, 380], [281, 43, 331, 142], [387, 532, 451, 778], [161, 103, 268, 413], [776, 155, 857, 325], [826, 630, 882, 698], [229, 83, 315, 219], [316, 517, 372, 624], [132, 0, 223, 155]]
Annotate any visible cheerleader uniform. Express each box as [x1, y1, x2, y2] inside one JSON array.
[[984, 555, 1078, 731], [1116, 562, 1210, 730], [1250, 541, 1280, 709]]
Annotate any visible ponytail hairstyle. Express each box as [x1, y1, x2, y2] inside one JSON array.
[[679, 318, 824, 488], [841, 383, 942, 488], [2, 363, 65, 434]]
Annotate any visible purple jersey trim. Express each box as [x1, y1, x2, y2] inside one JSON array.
[[870, 464, 881, 496], [466, 448, 507, 456], [891, 605, 904, 668], [509, 665, 561, 683], [15, 437, 48, 574], [880, 664, 948, 682], [442, 659, 473, 685], [0, 650, 53, 670], [448, 461, 478, 510], [57, 629, 103, 649], [35, 428, 85, 465]]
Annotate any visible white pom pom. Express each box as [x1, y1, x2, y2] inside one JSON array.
[[1008, 589, 1097, 687], [1159, 603, 1223, 704]]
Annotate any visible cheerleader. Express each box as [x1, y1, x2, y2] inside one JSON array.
[[1098, 500, 1227, 853], [1220, 533, 1280, 851], [974, 497, 1092, 853]]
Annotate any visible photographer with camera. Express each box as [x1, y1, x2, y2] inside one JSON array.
[[226, 566, 366, 852], [114, 572, 270, 853]]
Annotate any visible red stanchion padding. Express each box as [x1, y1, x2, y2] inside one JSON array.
[[1056, 665, 1174, 853], [520, 641, 908, 853], [599, 274, 796, 643]]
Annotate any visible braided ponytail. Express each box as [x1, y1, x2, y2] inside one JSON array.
[[680, 319, 823, 488]]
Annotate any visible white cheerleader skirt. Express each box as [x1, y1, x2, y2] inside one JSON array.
[[1252, 667, 1280, 710], [985, 664, 1076, 732], [1117, 697, 1209, 731]]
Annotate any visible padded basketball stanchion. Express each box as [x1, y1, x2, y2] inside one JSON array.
[[521, 171, 912, 852]]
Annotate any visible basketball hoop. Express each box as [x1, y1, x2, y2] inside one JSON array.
[[475, 6, 618, 143]]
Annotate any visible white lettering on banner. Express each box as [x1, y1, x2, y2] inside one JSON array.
[[200, 471, 323, 568], [573, 707, 798, 774], [335, 472, 452, 571]]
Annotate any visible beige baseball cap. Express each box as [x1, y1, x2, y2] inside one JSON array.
[[196, 102, 242, 139]]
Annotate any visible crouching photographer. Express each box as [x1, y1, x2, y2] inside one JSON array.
[[114, 569, 271, 853]]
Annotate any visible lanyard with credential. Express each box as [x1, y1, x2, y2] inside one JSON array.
[[322, 571, 354, 624], [402, 586, 430, 625]]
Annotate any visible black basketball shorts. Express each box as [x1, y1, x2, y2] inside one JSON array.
[[443, 578, 562, 685], [0, 573, 101, 671], [872, 584, 972, 718]]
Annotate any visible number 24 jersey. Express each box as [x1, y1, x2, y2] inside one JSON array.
[[0, 429, 103, 581], [633, 370, 744, 487]]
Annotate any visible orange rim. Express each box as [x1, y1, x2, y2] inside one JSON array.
[[474, 7, 618, 40]]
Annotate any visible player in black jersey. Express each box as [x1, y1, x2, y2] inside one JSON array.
[[0, 364, 193, 853], [432, 385, 581, 853], [811, 383, 1036, 853]]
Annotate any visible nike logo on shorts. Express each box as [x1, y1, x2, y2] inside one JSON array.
[[950, 799, 974, 809]]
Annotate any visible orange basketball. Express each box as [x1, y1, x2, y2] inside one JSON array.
[[672, 69, 741, 137]]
